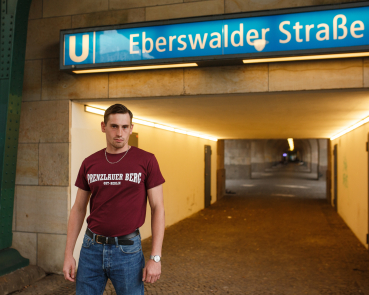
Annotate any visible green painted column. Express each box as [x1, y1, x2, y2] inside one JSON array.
[[0, 0, 32, 276]]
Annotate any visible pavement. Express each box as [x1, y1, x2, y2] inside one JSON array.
[[0, 266, 45, 295], [8, 164, 369, 294]]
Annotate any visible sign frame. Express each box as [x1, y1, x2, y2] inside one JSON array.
[[59, 1, 369, 71]]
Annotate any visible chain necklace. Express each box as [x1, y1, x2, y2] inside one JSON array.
[[105, 147, 130, 164]]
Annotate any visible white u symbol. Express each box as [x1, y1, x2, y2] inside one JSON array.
[[69, 35, 89, 63]]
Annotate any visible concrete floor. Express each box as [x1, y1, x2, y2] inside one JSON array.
[[11, 164, 369, 294]]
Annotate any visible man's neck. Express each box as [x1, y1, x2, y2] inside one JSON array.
[[106, 144, 130, 154]]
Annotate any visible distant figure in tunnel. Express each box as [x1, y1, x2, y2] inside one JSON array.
[[63, 104, 165, 295]]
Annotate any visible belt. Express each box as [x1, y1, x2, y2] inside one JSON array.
[[86, 228, 139, 245]]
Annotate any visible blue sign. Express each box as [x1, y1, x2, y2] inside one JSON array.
[[61, 4, 369, 68]]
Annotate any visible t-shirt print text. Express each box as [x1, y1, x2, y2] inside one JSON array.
[[87, 173, 142, 185]]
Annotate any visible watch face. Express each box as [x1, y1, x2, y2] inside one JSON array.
[[154, 255, 160, 262]]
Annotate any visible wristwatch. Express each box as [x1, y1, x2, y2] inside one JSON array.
[[150, 255, 161, 263]]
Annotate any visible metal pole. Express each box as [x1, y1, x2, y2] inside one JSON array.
[[0, 0, 32, 276]]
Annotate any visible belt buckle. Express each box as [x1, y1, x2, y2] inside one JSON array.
[[95, 235, 105, 244]]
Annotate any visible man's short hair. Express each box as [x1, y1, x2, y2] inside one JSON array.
[[104, 104, 133, 124]]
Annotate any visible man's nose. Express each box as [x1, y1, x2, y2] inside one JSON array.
[[117, 127, 123, 136]]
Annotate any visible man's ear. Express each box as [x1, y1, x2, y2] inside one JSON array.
[[101, 121, 106, 133], [130, 123, 134, 135]]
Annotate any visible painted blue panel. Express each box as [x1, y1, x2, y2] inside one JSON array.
[[95, 29, 140, 63], [63, 5, 369, 66], [64, 32, 94, 65]]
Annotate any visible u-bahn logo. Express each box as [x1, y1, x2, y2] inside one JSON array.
[[64, 32, 94, 65]]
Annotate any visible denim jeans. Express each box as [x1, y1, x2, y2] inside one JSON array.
[[76, 230, 145, 295]]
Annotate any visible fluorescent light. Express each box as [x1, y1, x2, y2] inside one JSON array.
[[330, 116, 369, 140], [84, 105, 217, 141], [132, 118, 154, 127], [187, 132, 200, 137], [287, 138, 294, 151], [73, 63, 197, 74], [154, 124, 175, 132], [174, 129, 188, 135], [85, 105, 105, 115], [243, 52, 369, 64]]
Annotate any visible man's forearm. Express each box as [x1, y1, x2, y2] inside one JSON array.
[[65, 207, 86, 257], [151, 206, 165, 256]]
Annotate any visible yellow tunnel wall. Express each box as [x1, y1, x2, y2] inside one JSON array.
[[331, 122, 369, 249], [71, 102, 217, 263]]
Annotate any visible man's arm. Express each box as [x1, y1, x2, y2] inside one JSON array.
[[63, 188, 91, 282], [142, 184, 165, 284]]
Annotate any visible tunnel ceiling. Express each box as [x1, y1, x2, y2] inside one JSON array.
[[79, 89, 369, 139]]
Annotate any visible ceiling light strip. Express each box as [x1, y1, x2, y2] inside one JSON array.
[[330, 116, 369, 140], [73, 63, 198, 74], [132, 118, 154, 127], [85, 105, 105, 115], [85, 105, 217, 141], [243, 52, 369, 64]]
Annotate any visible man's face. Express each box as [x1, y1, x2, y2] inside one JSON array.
[[101, 113, 133, 150]]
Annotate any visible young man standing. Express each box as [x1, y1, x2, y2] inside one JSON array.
[[63, 104, 165, 295]]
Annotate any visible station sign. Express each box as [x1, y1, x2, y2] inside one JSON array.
[[60, 2, 369, 70]]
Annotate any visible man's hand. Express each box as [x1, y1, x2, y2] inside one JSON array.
[[145, 184, 164, 284], [63, 188, 90, 282], [63, 254, 76, 282], [142, 259, 161, 283]]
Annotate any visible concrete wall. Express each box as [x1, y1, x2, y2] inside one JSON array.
[[251, 140, 266, 172], [309, 139, 320, 178], [217, 140, 226, 200], [12, 0, 369, 273], [301, 140, 312, 171], [225, 139, 327, 179], [71, 103, 217, 267], [264, 140, 275, 169], [224, 140, 251, 179], [319, 139, 329, 177], [331, 123, 369, 249]]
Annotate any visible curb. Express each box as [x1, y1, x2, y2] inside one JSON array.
[[0, 265, 46, 295]]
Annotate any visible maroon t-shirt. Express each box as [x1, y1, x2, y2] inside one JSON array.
[[75, 146, 165, 237]]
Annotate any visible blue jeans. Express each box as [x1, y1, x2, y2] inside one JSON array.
[[76, 230, 145, 295]]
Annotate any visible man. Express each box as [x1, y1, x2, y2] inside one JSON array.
[[63, 104, 165, 295]]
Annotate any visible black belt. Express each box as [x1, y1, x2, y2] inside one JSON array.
[[86, 228, 139, 245]]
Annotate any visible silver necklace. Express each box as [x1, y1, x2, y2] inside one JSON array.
[[105, 147, 130, 164]]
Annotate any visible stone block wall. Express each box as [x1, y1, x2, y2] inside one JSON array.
[[224, 0, 367, 13], [13, 99, 70, 272], [12, 0, 369, 273]]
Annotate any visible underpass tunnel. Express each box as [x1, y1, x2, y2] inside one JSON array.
[[294, 139, 308, 168], [10, 87, 369, 277], [225, 138, 325, 181], [68, 87, 367, 261]]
